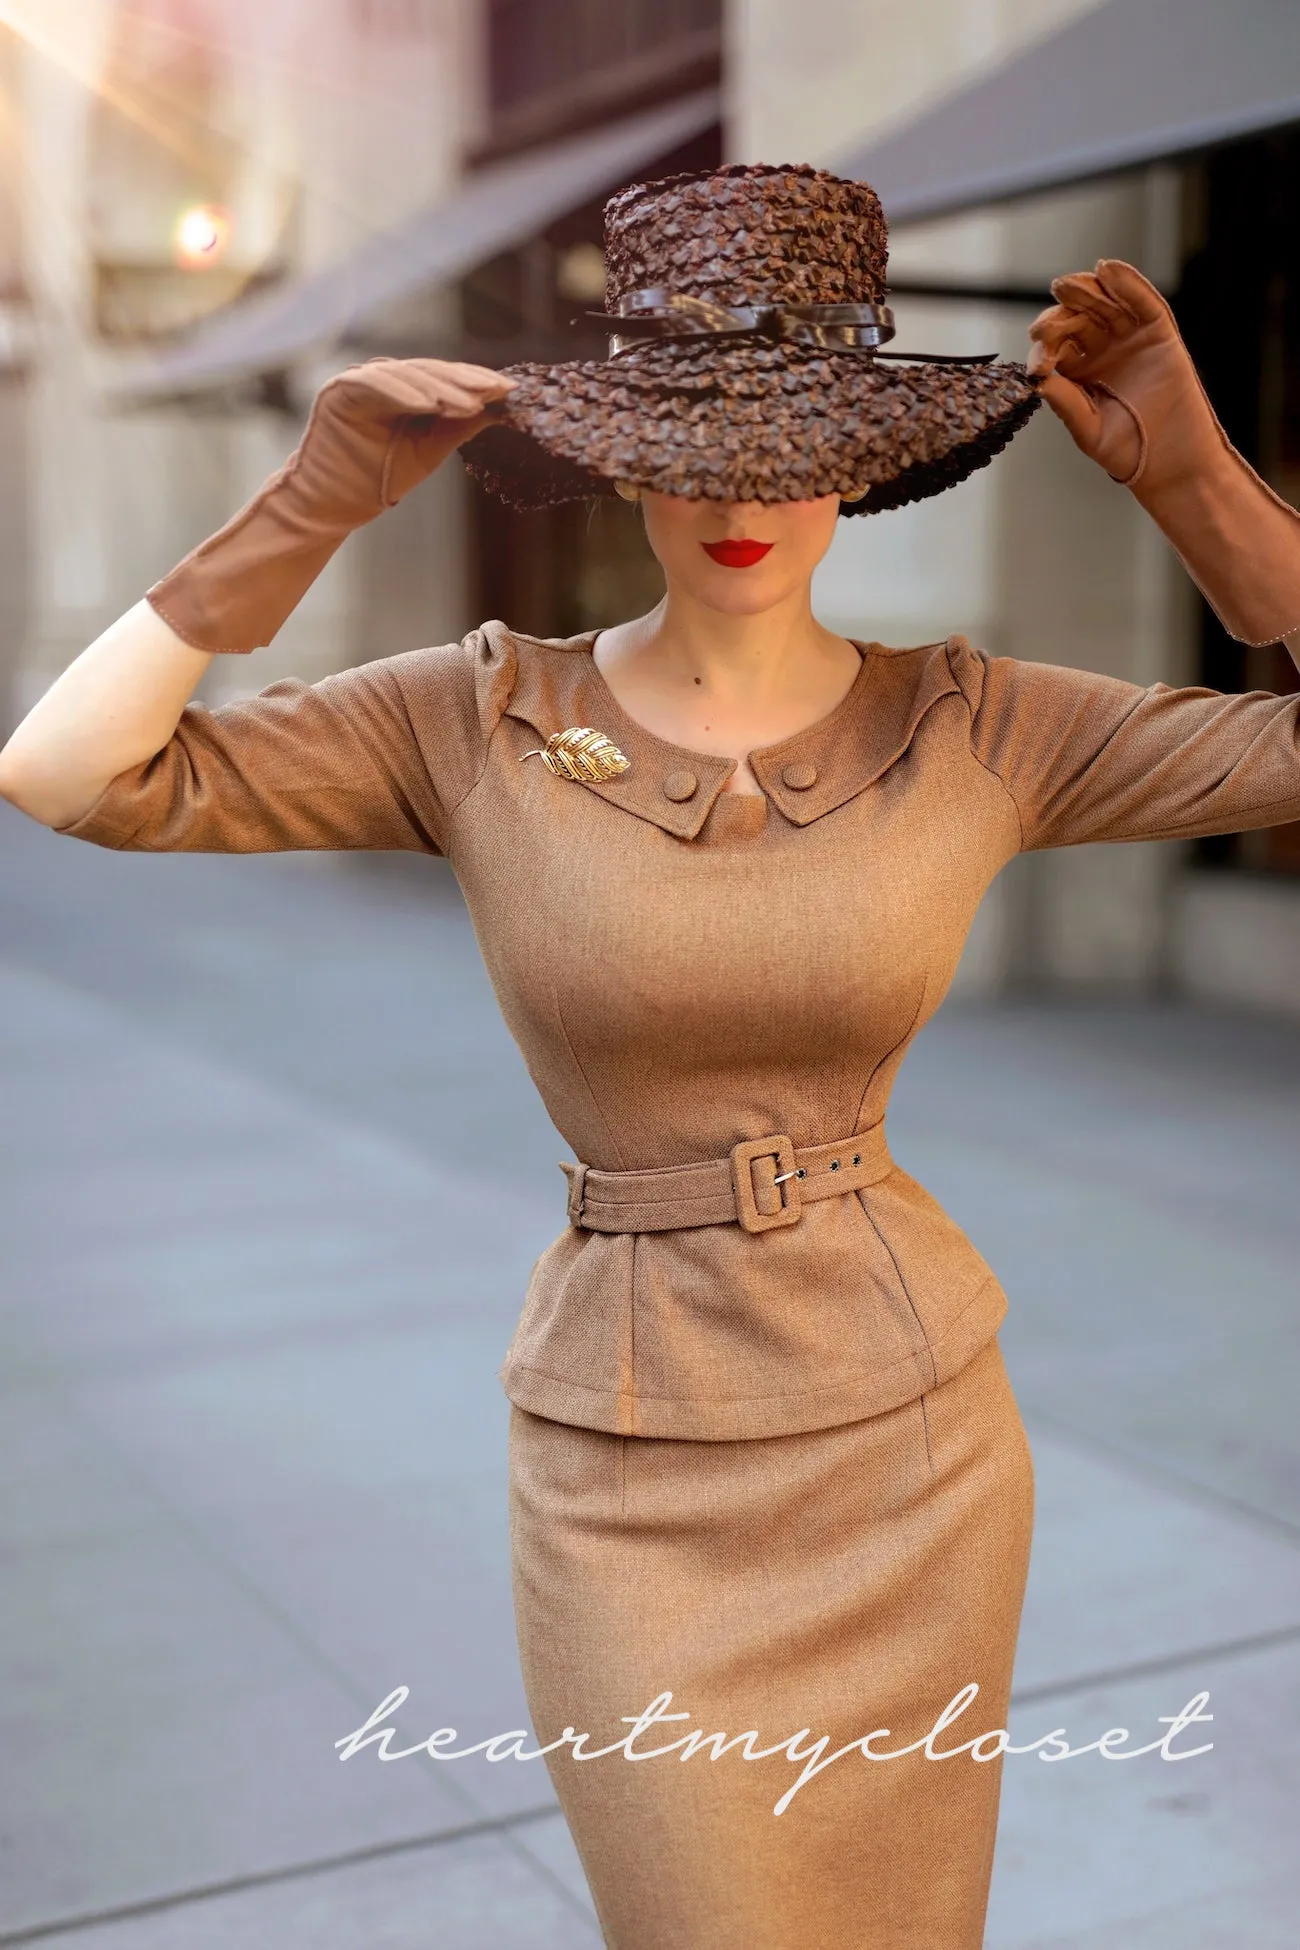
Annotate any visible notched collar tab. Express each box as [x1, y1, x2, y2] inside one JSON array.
[[500, 628, 735, 839], [750, 639, 963, 826]]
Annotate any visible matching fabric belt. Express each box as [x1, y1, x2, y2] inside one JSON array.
[[561, 1125, 894, 1236]]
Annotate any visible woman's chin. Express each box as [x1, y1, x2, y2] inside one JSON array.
[[685, 569, 803, 616]]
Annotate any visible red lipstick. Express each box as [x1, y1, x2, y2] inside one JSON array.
[[702, 538, 774, 569]]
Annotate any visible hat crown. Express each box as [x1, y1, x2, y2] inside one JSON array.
[[603, 164, 889, 312]]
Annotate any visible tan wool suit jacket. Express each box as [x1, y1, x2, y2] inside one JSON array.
[[59, 623, 1300, 1439]]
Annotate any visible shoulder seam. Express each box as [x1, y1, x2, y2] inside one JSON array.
[[468, 622, 520, 802], [942, 638, 1026, 851], [440, 624, 523, 852]]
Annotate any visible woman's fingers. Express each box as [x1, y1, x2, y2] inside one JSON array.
[[334, 358, 515, 421], [1028, 311, 1094, 373], [1032, 265, 1157, 374], [1042, 262, 1172, 343], [435, 360, 518, 392], [1035, 371, 1144, 478], [1028, 313, 1085, 349], [425, 383, 492, 417], [1035, 370, 1107, 448], [1030, 307, 1128, 380], [1049, 273, 1134, 331], [384, 405, 501, 499], [398, 358, 517, 405], [1026, 334, 1071, 380], [1030, 261, 1163, 481], [1093, 259, 1171, 327], [408, 406, 497, 462]]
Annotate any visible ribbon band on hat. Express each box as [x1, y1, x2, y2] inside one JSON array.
[[460, 164, 1042, 514], [594, 288, 996, 366], [602, 289, 896, 354]]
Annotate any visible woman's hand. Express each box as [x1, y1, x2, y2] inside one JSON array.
[[1026, 259, 1226, 491], [283, 357, 518, 527], [146, 358, 516, 655], [1030, 258, 1300, 651]]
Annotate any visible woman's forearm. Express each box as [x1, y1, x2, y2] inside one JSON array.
[[1131, 450, 1300, 662], [0, 361, 509, 835], [0, 599, 213, 830]]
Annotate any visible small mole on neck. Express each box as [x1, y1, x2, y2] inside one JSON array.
[[693, 676, 701, 685]]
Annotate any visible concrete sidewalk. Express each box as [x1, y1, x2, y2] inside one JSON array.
[[1, 802, 1297, 1947]]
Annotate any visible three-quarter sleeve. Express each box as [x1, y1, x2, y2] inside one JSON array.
[[951, 639, 1300, 851], [55, 630, 510, 856]]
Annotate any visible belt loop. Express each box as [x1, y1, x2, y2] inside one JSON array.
[[561, 1160, 589, 1227]]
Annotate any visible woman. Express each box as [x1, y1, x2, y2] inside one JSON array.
[[3, 165, 1299, 1948]]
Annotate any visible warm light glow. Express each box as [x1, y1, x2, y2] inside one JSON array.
[[175, 204, 229, 266], [556, 241, 607, 304]]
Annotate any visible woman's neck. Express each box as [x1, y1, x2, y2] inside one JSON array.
[[591, 587, 863, 794], [597, 586, 851, 694]]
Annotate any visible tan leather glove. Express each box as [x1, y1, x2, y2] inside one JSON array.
[[146, 358, 516, 653], [1028, 259, 1300, 648]]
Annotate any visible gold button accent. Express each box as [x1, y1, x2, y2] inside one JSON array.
[[782, 761, 819, 790], [662, 769, 699, 802]]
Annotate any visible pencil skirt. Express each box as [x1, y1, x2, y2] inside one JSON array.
[[507, 1334, 1036, 1949]]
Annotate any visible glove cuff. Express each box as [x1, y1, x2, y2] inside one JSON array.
[[144, 465, 358, 654], [1135, 445, 1300, 647]]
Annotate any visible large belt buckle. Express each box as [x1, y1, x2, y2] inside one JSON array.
[[730, 1135, 802, 1234]]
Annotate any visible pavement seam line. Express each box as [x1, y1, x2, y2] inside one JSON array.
[[0, 1802, 583, 1947], [1022, 1401, 1300, 1547], [1010, 1617, 1300, 1707]]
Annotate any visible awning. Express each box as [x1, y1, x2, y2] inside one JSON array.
[[114, 88, 720, 399], [836, 0, 1300, 225]]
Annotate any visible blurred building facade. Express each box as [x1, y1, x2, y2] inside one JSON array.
[[735, 0, 1194, 1005], [1, 0, 1298, 1015], [3, 0, 490, 719], [734, 0, 1300, 1015], [0, 0, 718, 710]]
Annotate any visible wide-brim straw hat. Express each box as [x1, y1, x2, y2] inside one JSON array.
[[460, 163, 1041, 517]]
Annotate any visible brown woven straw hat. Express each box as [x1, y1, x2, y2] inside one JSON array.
[[460, 163, 1041, 517]]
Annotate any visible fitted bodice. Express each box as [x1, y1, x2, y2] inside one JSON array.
[[455, 706, 976, 1174], [62, 619, 1300, 1437]]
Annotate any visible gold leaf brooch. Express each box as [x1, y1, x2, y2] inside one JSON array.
[[520, 726, 631, 783]]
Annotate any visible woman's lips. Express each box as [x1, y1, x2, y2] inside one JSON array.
[[702, 539, 774, 569]]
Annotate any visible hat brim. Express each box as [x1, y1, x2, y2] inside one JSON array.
[[459, 339, 1041, 516]]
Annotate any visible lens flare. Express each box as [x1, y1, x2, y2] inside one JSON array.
[[175, 205, 229, 267]]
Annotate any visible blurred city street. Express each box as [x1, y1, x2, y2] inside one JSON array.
[[3, 3, 1300, 1947], [1, 802, 1298, 1948]]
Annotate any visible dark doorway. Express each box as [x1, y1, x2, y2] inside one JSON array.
[[1177, 128, 1300, 874]]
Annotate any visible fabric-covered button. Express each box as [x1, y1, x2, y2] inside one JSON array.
[[662, 769, 699, 802], [781, 761, 819, 791]]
